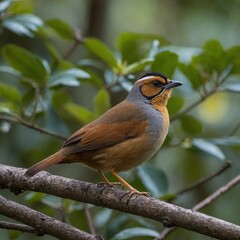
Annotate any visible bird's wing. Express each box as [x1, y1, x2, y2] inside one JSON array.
[[62, 119, 148, 153]]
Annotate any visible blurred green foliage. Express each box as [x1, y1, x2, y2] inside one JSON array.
[[0, 0, 240, 240]]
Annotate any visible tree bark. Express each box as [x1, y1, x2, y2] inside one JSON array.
[[0, 164, 240, 240]]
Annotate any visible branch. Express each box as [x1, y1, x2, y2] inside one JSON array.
[[0, 115, 67, 140], [0, 220, 35, 233], [0, 164, 240, 240], [62, 28, 83, 59], [157, 174, 240, 239], [192, 174, 240, 211], [0, 195, 100, 240], [174, 161, 231, 197]]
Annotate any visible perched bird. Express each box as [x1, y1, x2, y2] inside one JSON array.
[[25, 72, 182, 195]]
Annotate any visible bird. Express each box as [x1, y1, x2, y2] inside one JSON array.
[[25, 72, 182, 195]]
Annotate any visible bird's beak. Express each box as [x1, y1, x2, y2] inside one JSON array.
[[164, 80, 182, 90]]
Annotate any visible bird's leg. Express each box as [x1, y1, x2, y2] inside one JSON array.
[[109, 169, 151, 197], [97, 170, 123, 188]]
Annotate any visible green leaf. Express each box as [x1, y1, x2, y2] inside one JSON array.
[[124, 58, 153, 74], [192, 39, 228, 74], [211, 136, 240, 146], [2, 44, 50, 83], [117, 76, 133, 92], [84, 38, 118, 68], [137, 164, 168, 197], [94, 209, 112, 228], [45, 18, 73, 39], [0, 0, 11, 12], [168, 95, 184, 116], [0, 83, 21, 102], [94, 88, 110, 117], [2, 14, 43, 37], [227, 46, 240, 74], [178, 63, 205, 89], [49, 68, 90, 87], [25, 192, 45, 203], [111, 227, 160, 240], [180, 115, 202, 135], [193, 138, 226, 161], [116, 32, 170, 63], [203, 40, 224, 57], [222, 83, 240, 93], [0, 102, 19, 115], [64, 102, 95, 124], [0, 66, 21, 77], [151, 51, 178, 78]]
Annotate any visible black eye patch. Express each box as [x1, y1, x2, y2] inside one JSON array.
[[152, 80, 164, 88]]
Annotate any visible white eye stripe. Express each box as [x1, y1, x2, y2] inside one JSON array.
[[136, 76, 168, 85], [136, 76, 156, 83]]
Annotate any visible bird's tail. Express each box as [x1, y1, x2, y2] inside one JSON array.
[[25, 150, 64, 177]]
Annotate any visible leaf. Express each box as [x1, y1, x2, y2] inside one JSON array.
[[2, 14, 43, 37], [151, 51, 178, 78], [64, 102, 95, 124], [209, 137, 240, 147], [0, 102, 19, 115], [167, 95, 184, 116], [111, 227, 160, 240], [0, 66, 21, 77], [84, 38, 118, 68], [49, 68, 90, 87], [192, 138, 226, 161], [119, 76, 133, 92], [227, 46, 240, 74], [180, 115, 202, 135], [94, 88, 110, 117], [178, 63, 205, 89], [2, 44, 50, 83], [0, 83, 21, 102], [124, 58, 153, 74], [45, 18, 73, 39], [0, 0, 11, 12], [116, 32, 170, 63], [222, 83, 240, 93], [203, 40, 224, 57], [25, 192, 45, 203], [192, 39, 228, 74], [137, 164, 168, 197], [94, 209, 112, 228]]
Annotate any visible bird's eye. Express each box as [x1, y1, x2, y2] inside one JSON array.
[[152, 80, 163, 88]]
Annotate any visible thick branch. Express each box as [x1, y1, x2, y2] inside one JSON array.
[[158, 174, 240, 239], [0, 194, 100, 240], [0, 165, 240, 239]]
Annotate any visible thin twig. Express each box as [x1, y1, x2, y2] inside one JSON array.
[[170, 89, 215, 122], [0, 220, 35, 233], [83, 203, 96, 235], [192, 174, 240, 211], [62, 28, 83, 59], [157, 174, 240, 240], [171, 66, 232, 122], [174, 160, 232, 197], [0, 115, 67, 140], [227, 121, 240, 136]]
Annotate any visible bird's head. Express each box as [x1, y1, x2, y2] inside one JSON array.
[[133, 72, 182, 108]]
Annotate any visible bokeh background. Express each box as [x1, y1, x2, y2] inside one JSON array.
[[0, 0, 240, 239]]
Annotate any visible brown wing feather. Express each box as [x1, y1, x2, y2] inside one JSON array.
[[63, 100, 147, 153], [63, 120, 147, 154]]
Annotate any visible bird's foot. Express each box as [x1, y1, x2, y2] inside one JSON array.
[[121, 188, 151, 203], [97, 181, 124, 189]]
